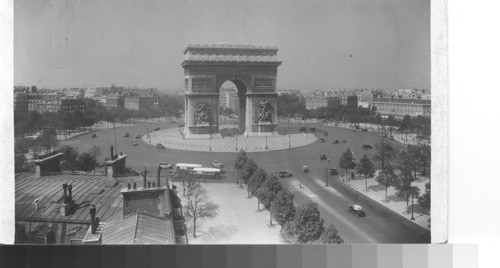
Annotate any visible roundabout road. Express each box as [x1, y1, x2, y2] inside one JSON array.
[[62, 122, 430, 244]]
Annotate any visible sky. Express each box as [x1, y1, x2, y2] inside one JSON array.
[[14, 0, 430, 92]]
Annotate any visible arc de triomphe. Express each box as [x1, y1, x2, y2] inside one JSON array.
[[181, 44, 282, 139]]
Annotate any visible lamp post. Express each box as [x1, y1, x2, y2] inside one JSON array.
[[113, 122, 117, 154], [209, 136, 212, 152], [235, 136, 238, 151], [325, 168, 329, 187], [265, 136, 268, 150], [288, 134, 291, 148]]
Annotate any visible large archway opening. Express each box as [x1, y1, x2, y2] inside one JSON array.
[[218, 79, 247, 136]]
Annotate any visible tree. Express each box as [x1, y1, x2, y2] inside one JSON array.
[[375, 164, 397, 201], [357, 154, 375, 191], [287, 202, 324, 243], [399, 115, 413, 143], [256, 173, 283, 226], [60, 145, 79, 171], [373, 138, 395, 169], [38, 128, 58, 152], [87, 145, 102, 171], [184, 184, 219, 238], [280, 221, 298, 244], [418, 182, 431, 209], [317, 224, 344, 244], [15, 138, 30, 172], [248, 168, 267, 199], [270, 188, 296, 226], [234, 149, 248, 184], [339, 149, 356, 176], [238, 158, 258, 195], [394, 173, 414, 208], [77, 152, 97, 172]]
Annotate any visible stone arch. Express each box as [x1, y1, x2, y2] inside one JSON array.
[[182, 44, 281, 139]]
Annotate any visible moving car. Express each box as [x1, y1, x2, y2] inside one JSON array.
[[329, 168, 338, 175], [132, 140, 138, 146], [154, 127, 161, 131], [278, 170, 293, 178], [211, 161, 224, 169], [320, 154, 327, 160], [323, 131, 328, 136], [136, 134, 141, 139], [303, 165, 310, 172], [361, 128, 368, 132], [157, 143, 165, 149], [332, 139, 339, 144], [124, 132, 130, 138], [389, 135, 395, 140], [91, 133, 97, 138], [347, 204, 366, 217], [159, 162, 173, 169], [318, 138, 325, 142]]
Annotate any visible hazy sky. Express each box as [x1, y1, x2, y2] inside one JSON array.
[[14, 0, 430, 92]]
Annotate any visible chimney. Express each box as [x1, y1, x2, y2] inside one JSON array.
[[148, 181, 151, 188], [105, 153, 127, 179], [60, 183, 76, 216], [34, 151, 64, 178], [83, 205, 104, 245], [143, 167, 147, 189]]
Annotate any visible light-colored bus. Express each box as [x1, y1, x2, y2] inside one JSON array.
[[191, 167, 221, 180], [175, 163, 202, 173]]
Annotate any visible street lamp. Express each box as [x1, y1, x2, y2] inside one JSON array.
[[209, 136, 212, 151], [265, 136, 268, 150], [325, 168, 329, 187], [235, 136, 238, 151], [288, 134, 291, 148]]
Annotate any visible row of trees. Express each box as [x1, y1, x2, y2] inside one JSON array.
[[14, 94, 184, 138], [234, 150, 344, 244], [338, 138, 431, 211]]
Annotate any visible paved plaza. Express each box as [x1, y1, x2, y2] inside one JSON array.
[[142, 125, 317, 152]]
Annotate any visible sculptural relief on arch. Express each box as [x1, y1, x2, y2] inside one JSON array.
[[181, 44, 282, 139]]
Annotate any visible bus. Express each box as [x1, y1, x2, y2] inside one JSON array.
[[175, 163, 202, 173], [191, 167, 221, 180]]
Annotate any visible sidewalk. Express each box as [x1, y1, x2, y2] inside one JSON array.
[[343, 172, 430, 230], [177, 182, 282, 244]]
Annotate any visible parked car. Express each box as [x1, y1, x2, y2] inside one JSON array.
[[303, 165, 310, 172], [211, 161, 224, 168], [136, 134, 141, 139], [159, 162, 173, 169], [332, 139, 339, 144], [361, 128, 368, 132], [320, 154, 327, 160], [329, 168, 338, 175], [157, 143, 165, 149], [278, 170, 293, 178], [319, 138, 325, 142], [124, 132, 130, 138], [91, 133, 97, 138], [347, 204, 366, 217], [154, 127, 161, 131], [132, 140, 138, 146], [310, 127, 316, 132], [389, 135, 395, 140], [362, 144, 373, 150]]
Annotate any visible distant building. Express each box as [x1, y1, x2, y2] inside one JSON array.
[[219, 87, 239, 112], [358, 90, 374, 108], [372, 97, 431, 118], [106, 94, 125, 109], [14, 93, 31, 112], [278, 89, 301, 95], [28, 97, 85, 113], [124, 96, 160, 111], [65, 88, 85, 99]]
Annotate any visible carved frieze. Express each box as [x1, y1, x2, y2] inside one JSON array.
[[216, 75, 251, 90], [191, 78, 214, 93], [253, 78, 275, 92]]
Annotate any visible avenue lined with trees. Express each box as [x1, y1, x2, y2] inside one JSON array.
[[234, 149, 344, 244]]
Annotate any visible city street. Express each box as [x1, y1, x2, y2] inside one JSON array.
[[62, 122, 430, 244]]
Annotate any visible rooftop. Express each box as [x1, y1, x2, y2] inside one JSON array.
[[15, 172, 169, 224]]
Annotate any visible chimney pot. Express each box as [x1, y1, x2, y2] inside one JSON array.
[[62, 183, 68, 204], [143, 167, 147, 188], [152, 182, 156, 188], [133, 182, 137, 189], [68, 183, 73, 202], [90, 205, 97, 234], [110, 145, 114, 159], [127, 183, 131, 190]]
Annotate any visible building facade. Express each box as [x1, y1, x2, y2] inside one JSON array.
[[124, 96, 160, 111], [106, 94, 125, 109], [28, 97, 86, 113], [372, 98, 431, 118]]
